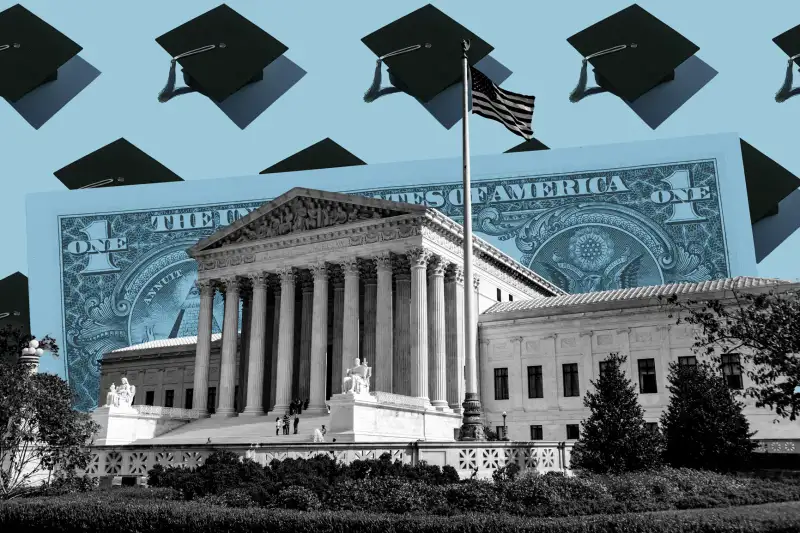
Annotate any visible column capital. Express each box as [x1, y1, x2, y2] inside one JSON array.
[[309, 262, 328, 281], [427, 255, 446, 278], [195, 279, 216, 297], [340, 258, 360, 277], [220, 276, 241, 293], [359, 259, 377, 283], [407, 247, 432, 268], [299, 269, 314, 292], [392, 254, 410, 280], [374, 252, 393, 273], [328, 264, 345, 288], [445, 264, 464, 284], [277, 267, 295, 284], [246, 272, 269, 289]]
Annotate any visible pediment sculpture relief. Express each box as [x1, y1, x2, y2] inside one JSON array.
[[213, 197, 404, 248]]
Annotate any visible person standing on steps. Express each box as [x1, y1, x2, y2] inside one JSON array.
[[293, 414, 299, 435], [283, 413, 290, 435], [275, 417, 281, 436]]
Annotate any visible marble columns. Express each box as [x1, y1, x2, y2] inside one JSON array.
[[374, 253, 393, 392], [272, 268, 296, 414], [192, 280, 215, 416], [408, 247, 430, 402], [361, 261, 377, 390], [392, 255, 411, 396], [268, 280, 281, 411], [215, 277, 240, 417], [330, 267, 345, 395], [445, 265, 465, 413], [341, 259, 360, 392], [307, 263, 329, 414], [427, 256, 448, 410], [298, 271, 314, 401], [242, 273, 268, 416]]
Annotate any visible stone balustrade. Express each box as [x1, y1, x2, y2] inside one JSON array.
[[79, 441, 575, 481]]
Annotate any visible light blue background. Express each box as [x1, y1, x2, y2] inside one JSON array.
[[1, 1, 799, 364]]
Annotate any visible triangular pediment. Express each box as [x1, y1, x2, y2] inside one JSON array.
[[190, 188, 425, 254]]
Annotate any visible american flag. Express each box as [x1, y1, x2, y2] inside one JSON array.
[[470, 66, 535, 140]]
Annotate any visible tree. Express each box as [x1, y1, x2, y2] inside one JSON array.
[[660, 361, 757, 471], [0, 339, 98, 499], [570, 353, 663, 473], [662, 289, 800, 421]]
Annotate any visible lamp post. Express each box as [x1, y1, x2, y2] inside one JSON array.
[[19, 339, 44, 374], [502, 411, 508, 441]]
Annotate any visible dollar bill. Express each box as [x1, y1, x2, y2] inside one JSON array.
[[58, 158, 728, 410]]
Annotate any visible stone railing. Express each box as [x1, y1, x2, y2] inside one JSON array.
[[78, 441, 573, 481], [132, 405, 201, 420], [370, 391, 428, 410], [756, 439, 799, 454]]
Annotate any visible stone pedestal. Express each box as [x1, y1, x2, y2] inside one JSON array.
[[91, 407, 189, 446], [327, 393, 461, 443]]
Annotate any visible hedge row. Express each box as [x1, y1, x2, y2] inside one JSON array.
[[2, 499, 800, 533]]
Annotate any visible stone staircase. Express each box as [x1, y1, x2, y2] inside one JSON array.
[[138, 414, 331, 445]]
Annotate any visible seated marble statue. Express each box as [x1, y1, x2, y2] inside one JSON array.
[[115, 377, 136, 409], [104, 383, 118, 407], [342, 358, 372, 395]]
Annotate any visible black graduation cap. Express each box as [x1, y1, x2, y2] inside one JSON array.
[[0, 272, 30, 337], [773, 23, 800, 103], [155, 4, 288, 103], [567, 4, 699, 104], [53, 138, 183, 190], [741, 140, 800, 224], [0, 4, 82, 102], [505, 138, 549, 153], [260, 138, 366, 175]]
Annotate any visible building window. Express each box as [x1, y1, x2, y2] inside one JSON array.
[[494, 368, 509, 400], [646, 422, 659, 434], [678, 356, 697, 368], [721, 354, 743, 390], [530, 425, 543, 440], [509, 294, 514, 302], [563, 363, 580, 397], [566, 424, 580, 440], [638, 358, 658, 394], [496, 288, 502, 302], [164, 390, 174, 408], [185, 388, 194, 410], [207, 387, 217, 415], [145, 390, 155, 406], [527, 365, 543, 399], [496, 426, 507, 439], [599, 361, 609, 379]]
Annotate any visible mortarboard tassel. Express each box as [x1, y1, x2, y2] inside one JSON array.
[[775, 54, 800, 103], [363, 44, 429, 103], [569, 44, 632, 103], [158, 44, 217, 103]]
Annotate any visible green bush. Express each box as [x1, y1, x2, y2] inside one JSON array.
[[3, 497, 800, 532]]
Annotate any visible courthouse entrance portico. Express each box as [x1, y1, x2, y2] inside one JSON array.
[[187, 188, 557, 420]]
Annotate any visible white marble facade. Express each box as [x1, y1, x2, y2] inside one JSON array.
[[102, 189, 558, 418], [478, 278, 800, 442]]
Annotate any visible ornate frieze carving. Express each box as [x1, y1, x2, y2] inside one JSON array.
[[209, 196, 406, 249]]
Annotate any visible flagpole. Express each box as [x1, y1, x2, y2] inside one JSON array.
[[459, 39, 484, 441]]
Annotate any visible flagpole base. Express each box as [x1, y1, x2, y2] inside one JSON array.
[[459, 392, 485, 441]]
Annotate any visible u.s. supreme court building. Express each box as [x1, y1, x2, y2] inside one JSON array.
[[98, 187, 800, 448]]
